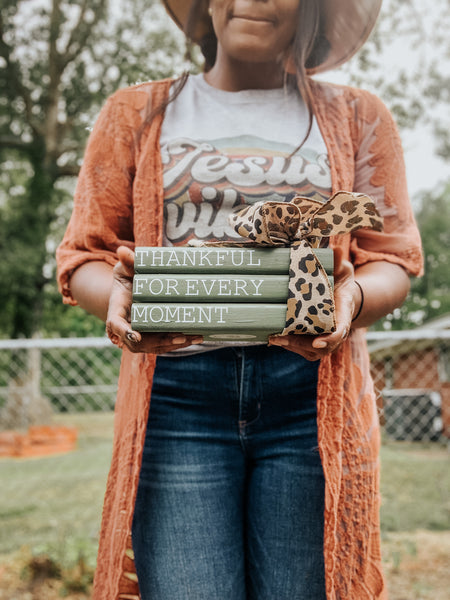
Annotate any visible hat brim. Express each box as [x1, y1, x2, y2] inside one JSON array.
[[161, 0, 382, 74]]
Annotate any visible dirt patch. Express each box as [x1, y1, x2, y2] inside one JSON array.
[[0, 549, 91, 600], [383, 530, 450, 600], [1, 531, 448, 599]]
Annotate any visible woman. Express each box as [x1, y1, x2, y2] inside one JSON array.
[[57, 1, 423, 598]]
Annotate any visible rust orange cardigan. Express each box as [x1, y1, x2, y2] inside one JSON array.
[[57, 78, 423, 599]]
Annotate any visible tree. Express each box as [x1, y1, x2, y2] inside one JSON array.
[[339, 0, 450, 164], [2, 0, 449, 338], [0, 0, 185, 338], [327, 0, 450, 329], [392, 183, 450, 328]]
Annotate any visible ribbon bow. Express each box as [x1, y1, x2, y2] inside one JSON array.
[[229, 190, 383, 247], [230, 191, 382, 335], [194, 191, 383, 336]]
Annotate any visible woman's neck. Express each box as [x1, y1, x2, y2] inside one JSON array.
[[204, 54, 285, 91]]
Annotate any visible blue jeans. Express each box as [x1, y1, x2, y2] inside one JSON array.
[[132, 346, 326, 600]]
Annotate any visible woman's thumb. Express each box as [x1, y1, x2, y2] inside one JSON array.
[[116, 245, 135, 270]]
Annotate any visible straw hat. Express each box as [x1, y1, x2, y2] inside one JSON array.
[[162, 0, 382, 73]]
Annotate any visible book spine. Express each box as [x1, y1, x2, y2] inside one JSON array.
[[131, 302, 287, 340], [133, 273, 334, 302], [133, 274, 290, 302], [134, 246, 333, 274]]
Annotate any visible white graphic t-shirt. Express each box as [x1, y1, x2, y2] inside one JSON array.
[[158, 74, 332, 353], [160, 74, 332, 246]]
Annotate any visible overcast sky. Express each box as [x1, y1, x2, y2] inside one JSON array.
[[15, 0, 450, 198], [319, 0, 450, 199]]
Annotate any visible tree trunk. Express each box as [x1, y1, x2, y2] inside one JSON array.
[[9, 141, 56, 339]]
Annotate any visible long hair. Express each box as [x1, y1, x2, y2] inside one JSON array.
[[140, 0, 329, 148], [189, 0, 329, 147], [290, 0, 330, 146]]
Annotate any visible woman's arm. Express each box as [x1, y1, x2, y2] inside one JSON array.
[[350, 260, 410, 329], [269, 254, 410, 361], [69, 247, 203, 354], [69, 261, 114, 322]]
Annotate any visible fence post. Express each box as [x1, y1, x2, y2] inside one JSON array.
[[28, 342, 42, 411]]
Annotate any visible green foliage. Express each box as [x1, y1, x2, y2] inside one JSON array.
[[339, 0, 450, 330], [42, 297, 106, 338], [343, 0, 450, 157], [375, 183, 450, 330], [0, 0, 185, 338], [404, 184, 450, 325], [2, 0, 450, 337], [0, 149, 62, 337]]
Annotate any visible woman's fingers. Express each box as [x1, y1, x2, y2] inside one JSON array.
[[107, 317, 204, 354], [116, 245, 135, 275], [122, 332, 204, 354], [106, 246, 137, 345], [106, 246, 204, 353], [268, 335, 322, 360], [269, 250, 357, 359], [106, 309, 205, 354]]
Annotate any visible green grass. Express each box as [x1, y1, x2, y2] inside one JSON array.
[[0, 413, 448, 571], [0, 413, 114, 567], [380, 440, 450, 532]]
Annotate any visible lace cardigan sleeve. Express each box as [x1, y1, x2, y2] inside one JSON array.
[[56, 88, 147, 305], [350, 89, 423, 276]]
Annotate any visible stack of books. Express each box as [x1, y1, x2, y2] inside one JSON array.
[[131, 246, 333, 342]]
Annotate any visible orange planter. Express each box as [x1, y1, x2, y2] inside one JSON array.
[[0, 425, 78, 458]]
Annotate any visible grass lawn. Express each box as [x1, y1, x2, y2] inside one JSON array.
[[0, 413, 114, 567], [380, 439, 450, 532], [0, 413, 449, 598], [379, 439, 450, 600]]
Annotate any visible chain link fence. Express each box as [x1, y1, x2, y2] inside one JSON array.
[[0, 338, 121, 425], [0, 331, 449, 559], [1, 332, 449, 439], [368, 329, 450, 442]]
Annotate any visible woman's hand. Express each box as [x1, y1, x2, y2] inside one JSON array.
[[106, 246, 203, 354], [268, 249, 360, 361]]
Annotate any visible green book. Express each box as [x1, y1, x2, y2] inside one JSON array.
[[134, 273, 286, 302], [133, 273, 334, 302], [131, 302, 287, 342], [134, 246, 333, 274]]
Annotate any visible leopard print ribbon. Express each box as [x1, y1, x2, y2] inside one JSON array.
[[196, 191, 383, 336]]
